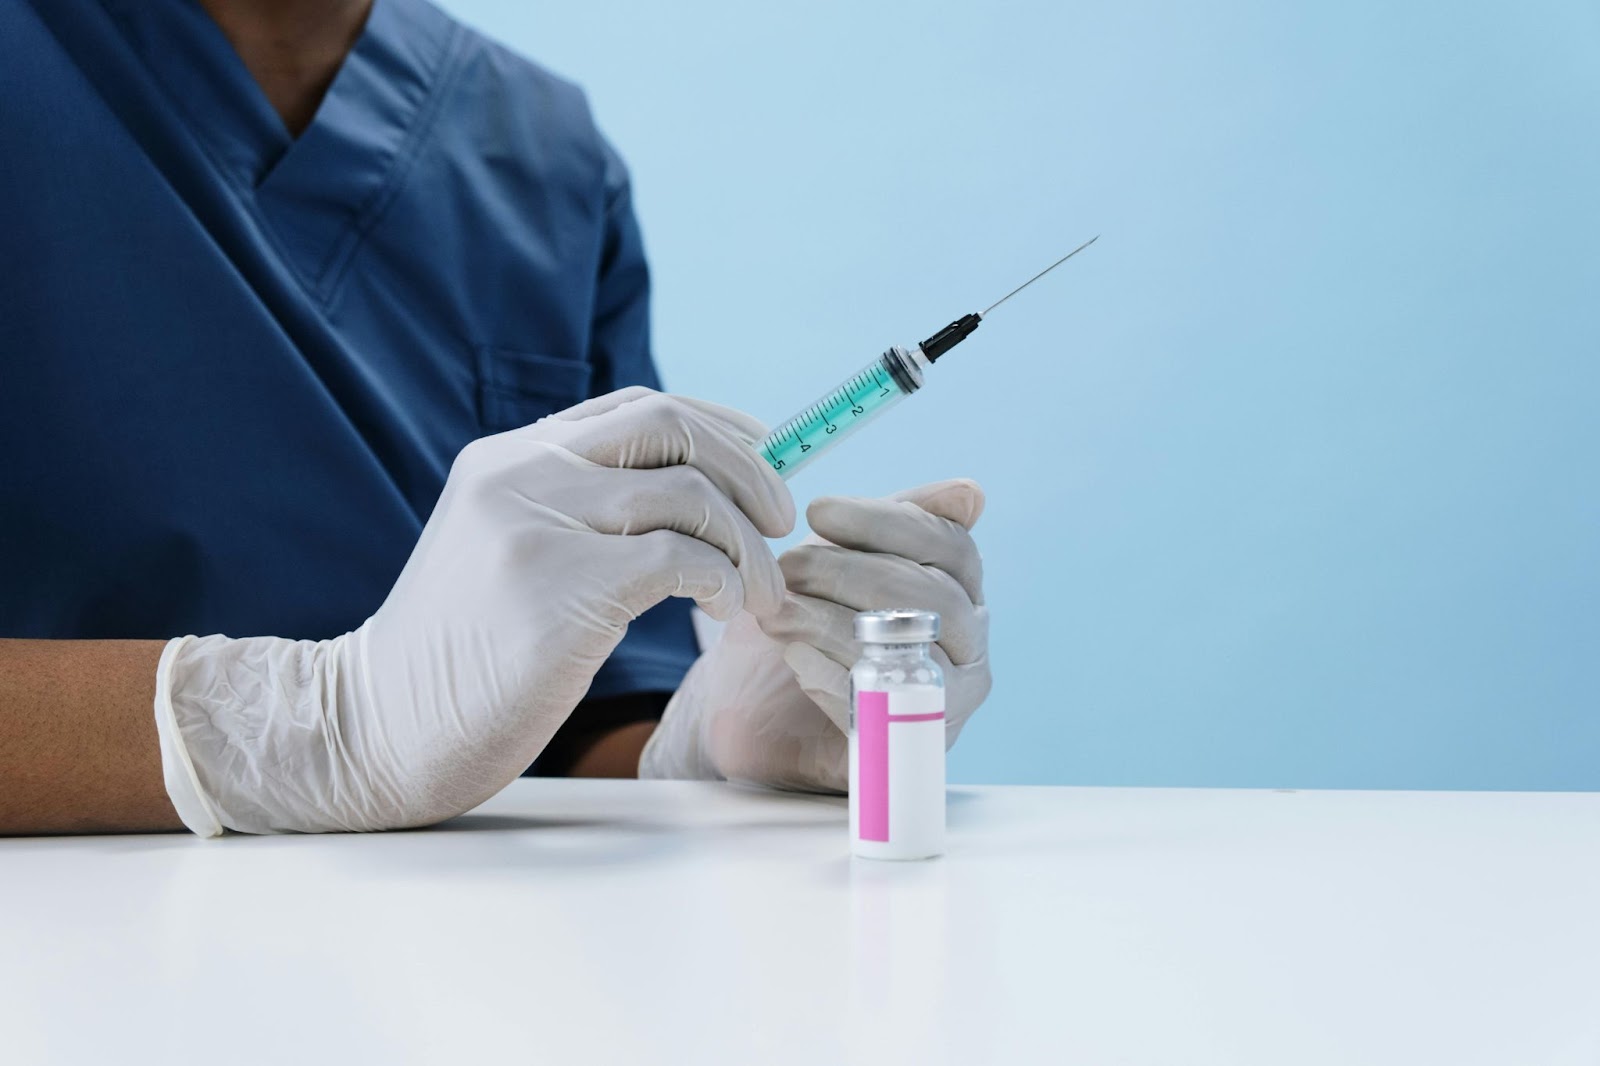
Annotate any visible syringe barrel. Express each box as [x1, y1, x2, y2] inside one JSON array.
[[757, 345, 930, 480]]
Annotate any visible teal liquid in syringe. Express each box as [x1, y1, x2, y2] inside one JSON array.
[[759, 346, 926, 478], [756, 236, 1098, 480]]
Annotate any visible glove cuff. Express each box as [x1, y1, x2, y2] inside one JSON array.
[[153, 635, 226, 838], [156, 630, 373, 834]]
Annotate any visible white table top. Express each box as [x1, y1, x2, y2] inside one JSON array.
[[4, 780, 1598, 1065]]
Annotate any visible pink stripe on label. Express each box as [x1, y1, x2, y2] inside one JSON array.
[[857, 691, 890, 842], [888, 711, 945, 722]]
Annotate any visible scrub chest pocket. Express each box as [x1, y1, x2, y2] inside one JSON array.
[[476, 347, 595, 433]]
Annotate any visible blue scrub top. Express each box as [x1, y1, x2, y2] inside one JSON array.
[[0, 0, 698, 700]]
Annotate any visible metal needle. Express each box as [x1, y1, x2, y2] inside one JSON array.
[[980, 235, 1099, 318]]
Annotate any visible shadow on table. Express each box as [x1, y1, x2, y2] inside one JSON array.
[[946, 787, 984, 820], [420, 814, 616, 833], [0, 831, 201, 855], [346, 807, 850, 876]]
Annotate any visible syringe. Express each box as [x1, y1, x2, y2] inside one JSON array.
[[757, 236, 1099, 479]]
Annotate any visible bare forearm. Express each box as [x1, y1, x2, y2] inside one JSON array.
[[565, 720, 656, 778], [0, 640, 180, 834]]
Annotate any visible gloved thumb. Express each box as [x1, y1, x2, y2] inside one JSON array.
[[886, 478, 985, 532], [782, 642, 852, 733]]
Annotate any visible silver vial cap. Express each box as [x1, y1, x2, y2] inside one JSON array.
[[854, 609, 940, 644]]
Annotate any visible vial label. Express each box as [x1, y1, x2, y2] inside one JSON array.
[[851, 687, 945, 857]]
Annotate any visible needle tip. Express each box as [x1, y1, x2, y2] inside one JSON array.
[[978, 234, 1100, 317]]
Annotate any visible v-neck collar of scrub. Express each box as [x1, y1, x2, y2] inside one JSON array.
[[100, 0, 463, 300]]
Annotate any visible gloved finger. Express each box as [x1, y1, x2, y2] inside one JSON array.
[[549, 387, 773, 445], [600, 528, 746, 620], [780, 545, 988, 667], [670, 394, 774, 443], [805, 489, 985, 604], [527, 390, 794, 537], [542, 385, 659, 422], [543, 392, 792, 536], [754, 593, 859, 669], [558, 460, 786, 619], [781, 643, 852, 733], [929, 641, 991, 744], [886, 478, 985, 530]]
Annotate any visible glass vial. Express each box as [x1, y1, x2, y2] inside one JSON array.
[[849, 609, 945, 860]]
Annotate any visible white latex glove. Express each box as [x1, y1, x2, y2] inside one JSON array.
[[153, 388, 793, 835], [640, 479, 990, 792]]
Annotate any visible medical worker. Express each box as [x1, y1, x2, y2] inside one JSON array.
[[0, 0, 991, 835]]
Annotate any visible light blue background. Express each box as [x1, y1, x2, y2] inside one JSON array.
[[440, 0, 1600, 789]]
